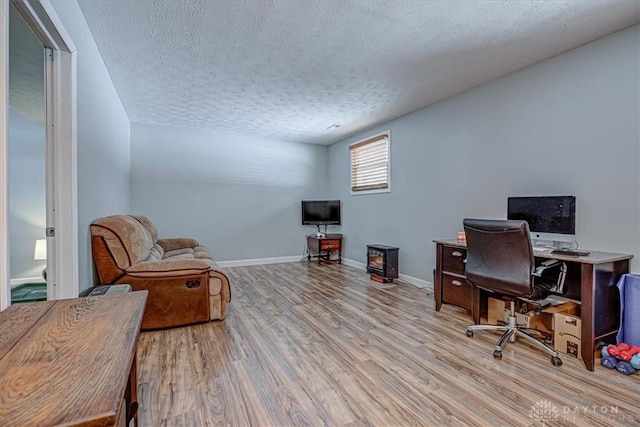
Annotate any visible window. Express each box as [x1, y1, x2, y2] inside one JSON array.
[[350, 132, 390, 194]]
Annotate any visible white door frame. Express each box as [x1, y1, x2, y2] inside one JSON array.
[[0, 0, 77, 309]]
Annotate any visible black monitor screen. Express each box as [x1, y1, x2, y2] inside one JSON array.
[[301, 200, 341, 225], [507, 196, 575, 235]]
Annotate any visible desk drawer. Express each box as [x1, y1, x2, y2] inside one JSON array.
[[320, 240, 340, 251], [442, 273, 472, 310], [442, 246, 466, 275]]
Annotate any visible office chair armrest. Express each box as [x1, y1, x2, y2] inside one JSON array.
[[533, 260, 567, 294], [533, 259, 562, 276]]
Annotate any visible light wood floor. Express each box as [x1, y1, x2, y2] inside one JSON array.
[[136, 262, 639, 426]]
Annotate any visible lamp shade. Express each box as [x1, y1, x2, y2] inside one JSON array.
[[34, 239, 47, 261]]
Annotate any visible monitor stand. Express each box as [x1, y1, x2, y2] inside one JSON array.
[[532, 239, 554, 250]]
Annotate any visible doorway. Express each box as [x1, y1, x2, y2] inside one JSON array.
[[0, 0, 77, 309], [8, 2, 47, 303]]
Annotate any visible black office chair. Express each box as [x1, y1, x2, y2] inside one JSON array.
[[463, 218, 567, 366]]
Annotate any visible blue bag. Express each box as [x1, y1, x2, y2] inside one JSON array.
[[615, 274, 640, 347]]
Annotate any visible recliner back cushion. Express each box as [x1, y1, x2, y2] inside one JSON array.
[[148, 244, 164, 261], [131, 214, 158, 242], [90, 215, 154, 269]]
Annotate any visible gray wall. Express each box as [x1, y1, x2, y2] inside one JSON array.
[[328, 25, 640, 281], [131, 123, 328, 262], [8, 108, 45, 279], [51, 0, 132, 288]]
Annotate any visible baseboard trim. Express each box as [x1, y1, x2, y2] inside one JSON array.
[[218, 256, 301, 268], [342, 258, 433, 290], [341, 258, 366, 269], [400, 273, 433, 290]]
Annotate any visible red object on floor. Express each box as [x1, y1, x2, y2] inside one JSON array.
[[370, 275, 393, 283]]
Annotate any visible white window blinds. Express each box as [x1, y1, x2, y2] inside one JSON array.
[[350, 133, 390, 192]]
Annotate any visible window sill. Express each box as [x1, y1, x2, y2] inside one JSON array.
[[351, 187, 391, 196]]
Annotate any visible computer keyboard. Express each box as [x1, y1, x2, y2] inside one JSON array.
[[550, 249, 590, 256]]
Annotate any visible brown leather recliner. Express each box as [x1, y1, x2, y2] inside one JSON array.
[[90, 214, 231, 329]]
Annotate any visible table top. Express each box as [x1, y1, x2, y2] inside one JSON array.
[[308, 233, 343, 239], [367, 244, 399, 250], [0, 291, 147, 426], [433, 238, 633, 265]]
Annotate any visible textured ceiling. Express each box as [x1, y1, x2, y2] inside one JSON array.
[[76, 0, 640, 145]]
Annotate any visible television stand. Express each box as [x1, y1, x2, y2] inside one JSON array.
[[307, 234, 342, 264]]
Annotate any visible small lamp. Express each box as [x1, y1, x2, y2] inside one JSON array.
[[34, 239, 47, 280]]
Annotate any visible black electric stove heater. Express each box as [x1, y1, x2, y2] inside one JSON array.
[[366, 244, 399, 283]]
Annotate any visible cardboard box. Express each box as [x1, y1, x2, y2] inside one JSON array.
[[502, 301, 580, 346], [488, 297, 508, 325], [488, 297, 535, 325], [546, 301, 580, 317], [552, 303, 582, 360], [506, 310, 553, 335], [488, 299, 581, 351]]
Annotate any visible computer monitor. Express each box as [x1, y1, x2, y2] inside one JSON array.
[[507, 196, 576, 245]]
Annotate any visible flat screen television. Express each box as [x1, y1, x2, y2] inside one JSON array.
[[301, 200, 341, 225], [507, 195, 576, 243]]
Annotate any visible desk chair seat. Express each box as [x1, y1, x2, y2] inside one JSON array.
[[463, 218, 567, 366]]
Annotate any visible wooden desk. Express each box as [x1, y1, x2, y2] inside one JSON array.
[[433, 239, 632, 371], [0, 291, 147, 426]]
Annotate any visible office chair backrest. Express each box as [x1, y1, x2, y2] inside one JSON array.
[[463, 218, 535, 297]]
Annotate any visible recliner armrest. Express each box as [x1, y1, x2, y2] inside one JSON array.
[[126, 259, 211, 277], [157, 238, 199, 252]]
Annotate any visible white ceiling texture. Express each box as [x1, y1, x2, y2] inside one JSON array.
[[76, 0, 640, 145]]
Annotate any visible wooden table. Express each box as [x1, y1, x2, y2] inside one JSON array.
[[0, 291, 147, 426], [307, 234, 343, 264]]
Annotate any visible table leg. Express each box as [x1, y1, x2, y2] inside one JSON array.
[[125, 352, 139, 426], [435, 248, 443, 311], [472, 284, 481, 325], [580, 263, 595, 371]]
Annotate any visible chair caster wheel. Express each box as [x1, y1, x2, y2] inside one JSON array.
[[466, 330, 473, 338], [551, 356, 562, 366], [493, 350, 502, 360]]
